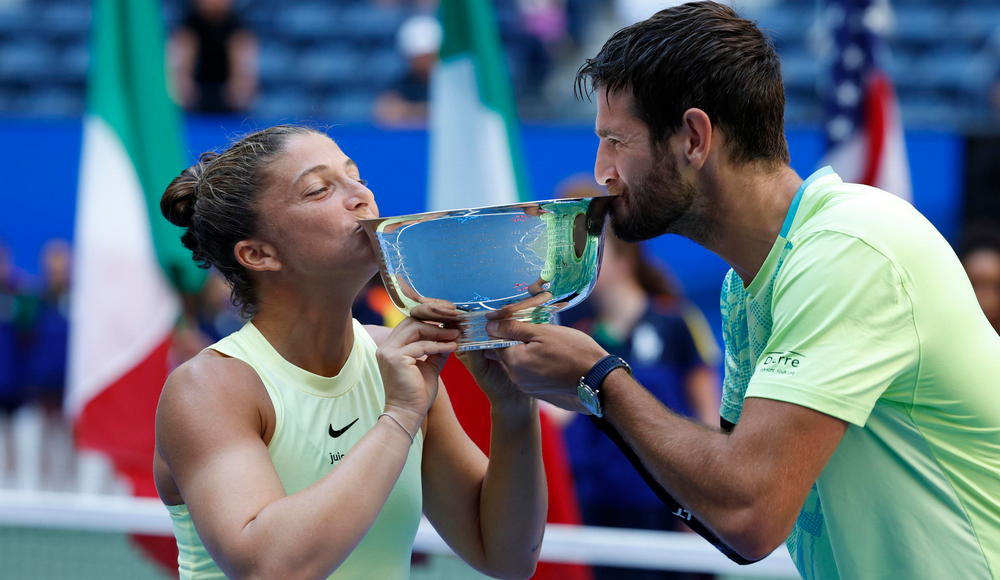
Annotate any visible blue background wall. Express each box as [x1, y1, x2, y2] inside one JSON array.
[[1, 118, 964, 340]]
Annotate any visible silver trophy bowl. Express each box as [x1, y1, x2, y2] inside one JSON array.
[[360, 195, 613, 351]]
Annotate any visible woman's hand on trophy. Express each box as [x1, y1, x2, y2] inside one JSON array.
[[484, 320, 608, 413], [408, 298, 464, 328], [456, 348, 533, 412], [377, 317, 460, 420]]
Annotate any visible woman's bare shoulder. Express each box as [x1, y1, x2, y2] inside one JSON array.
[[165, 349, 258, 393], [158, 349, 269, 432]]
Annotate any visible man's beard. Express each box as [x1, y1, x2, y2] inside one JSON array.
[[610, 155, 710, 244]]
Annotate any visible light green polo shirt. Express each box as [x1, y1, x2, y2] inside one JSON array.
[[720, 167, 1000, 579]]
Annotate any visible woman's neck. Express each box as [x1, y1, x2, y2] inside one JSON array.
[[251, 287, 359, 377]]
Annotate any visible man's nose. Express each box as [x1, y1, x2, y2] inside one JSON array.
[[594, 141, 618, 186]]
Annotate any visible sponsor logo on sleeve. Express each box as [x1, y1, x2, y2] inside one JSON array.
[[757, 351, 805, 376]]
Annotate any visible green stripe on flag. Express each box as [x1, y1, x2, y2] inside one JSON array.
[[436, 0, 531, 203], [89, 0, 205, 294]]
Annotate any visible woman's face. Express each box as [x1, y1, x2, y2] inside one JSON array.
[[253, 132, 380, 280]]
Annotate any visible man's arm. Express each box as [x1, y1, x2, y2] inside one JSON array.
[[599, 369, 846, 560], [489, 320, 847, 561]]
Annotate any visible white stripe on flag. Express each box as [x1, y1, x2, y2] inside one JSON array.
[[67, 116, 179, 418], [875, 99, 911, 201], [429, 58, 519, 211]]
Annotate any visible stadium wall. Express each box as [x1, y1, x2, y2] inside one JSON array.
[[2, 117, 964, 340]]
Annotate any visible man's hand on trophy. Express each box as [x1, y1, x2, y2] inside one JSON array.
[[484, 290, 553, 321], [484, 320, 608, 413]]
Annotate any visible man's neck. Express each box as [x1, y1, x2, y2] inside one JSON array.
[[699, 164, 803, 285]]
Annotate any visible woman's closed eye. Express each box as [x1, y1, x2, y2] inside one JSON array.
[[305, 185, 331, 198]]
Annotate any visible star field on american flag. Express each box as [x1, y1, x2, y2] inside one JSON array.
[[823, 0, 883, 150], [819, 0, 911, 200]]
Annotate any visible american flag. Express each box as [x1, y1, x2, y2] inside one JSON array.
[[820, 0, 911, 200]]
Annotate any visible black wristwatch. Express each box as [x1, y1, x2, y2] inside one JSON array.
[[577, 355, 631, 418]]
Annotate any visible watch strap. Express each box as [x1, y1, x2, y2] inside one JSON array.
[[582, 355, 631, 393]]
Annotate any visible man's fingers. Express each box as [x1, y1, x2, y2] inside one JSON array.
[[486, 319, 537, 342], [485, 292, 553, 320]]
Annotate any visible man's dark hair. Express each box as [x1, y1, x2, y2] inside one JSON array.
[[576, 1, 790, 166]]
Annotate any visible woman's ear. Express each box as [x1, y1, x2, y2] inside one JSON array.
[[234, 239, 282, 272]]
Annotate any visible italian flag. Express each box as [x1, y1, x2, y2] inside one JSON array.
[[428, 3, 590, 579], [68, 0, 203, 505], [428, 0, 531, 210]]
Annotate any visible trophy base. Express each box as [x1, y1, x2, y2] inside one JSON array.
[[455, 307, 556, 351], [456, 338, 524, 352]]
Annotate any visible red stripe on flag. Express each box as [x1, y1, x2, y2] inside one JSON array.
[[861, 72, 890, 187], [75, 335, 171, 496], [74, 334, 178, 571]]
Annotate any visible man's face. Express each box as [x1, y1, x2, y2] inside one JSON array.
[[594, 88, 699, 242]]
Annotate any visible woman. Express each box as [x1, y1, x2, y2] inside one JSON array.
[[155, 125, 546, 580]]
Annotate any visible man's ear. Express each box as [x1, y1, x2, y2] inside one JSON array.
[[679, 108, 713, 170], [234, 239, 282, 272]]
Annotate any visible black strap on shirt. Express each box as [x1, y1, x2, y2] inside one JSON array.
[[588, 415, 761, 565]]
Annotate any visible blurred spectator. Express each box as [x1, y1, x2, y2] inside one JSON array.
[[557, 233, 721, 424], [497, 0, 553, 107], [960, 222, 1000, 333], [170, 270, 242, 369], [992, 69, 1000, 119], [195, 270, 244, 342], [169, 0, 258, 113], [374, 14, 441, 127], [22, 240, 70, 413], [520, 0, 568, 48], [17, 239, 74, 490], [553, 181, 720, 580], [614, 0, 690, 26], [564, 0, 600, 50], [0, 243, 26, 486]]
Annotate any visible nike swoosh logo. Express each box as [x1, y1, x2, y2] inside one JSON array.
[[328, 418, 360, 438]]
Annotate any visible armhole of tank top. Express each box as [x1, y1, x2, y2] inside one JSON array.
[[205, 345, 284, 448]]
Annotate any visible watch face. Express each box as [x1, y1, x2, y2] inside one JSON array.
[[577, 383, 602, 417]]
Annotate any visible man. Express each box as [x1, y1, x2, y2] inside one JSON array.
[[485, 3, 1000, 578]]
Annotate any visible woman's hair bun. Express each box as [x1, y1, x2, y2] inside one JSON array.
[[160, 152, 219, 228]]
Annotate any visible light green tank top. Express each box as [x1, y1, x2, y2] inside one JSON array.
[[167, 319, 424, 579]]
